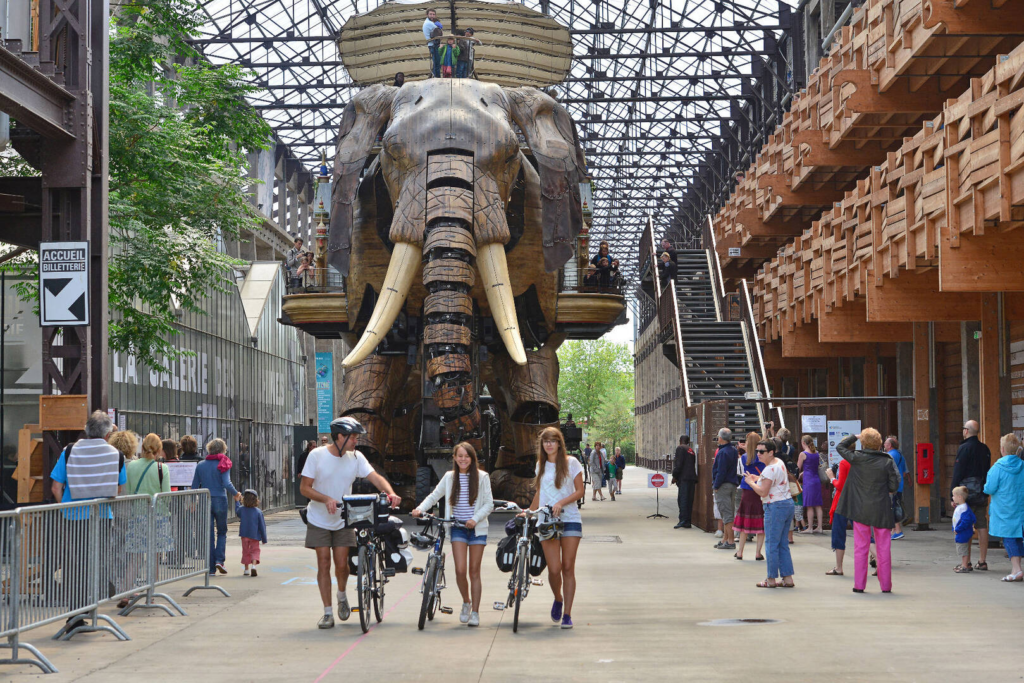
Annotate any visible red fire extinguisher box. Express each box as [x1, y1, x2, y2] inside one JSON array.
[[916, 443, 935, 484]]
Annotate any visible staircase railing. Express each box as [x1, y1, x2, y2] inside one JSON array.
[[741, 278, 784, 430], [666, 284, 692, 409], [702, 216, 727, 322]]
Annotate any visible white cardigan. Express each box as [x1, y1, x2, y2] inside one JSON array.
[[415, 470, 494, 536]]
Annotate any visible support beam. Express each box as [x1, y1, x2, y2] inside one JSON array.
[[940, 229, 1024, 291], [866, 270, 980, 322], [912, 323, 932, 529], [781, 321, 896, 357], [979, 294, 1001, 464], [818, 299, 914, 343], [0, 43, 76, 140], [761, 341, 831, 371]]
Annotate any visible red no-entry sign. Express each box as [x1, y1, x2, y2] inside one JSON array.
[[648, 473, 668, 488]]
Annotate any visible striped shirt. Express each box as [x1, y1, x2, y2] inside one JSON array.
[[65, 438, 121, 499], [452, 473, 474, 522]]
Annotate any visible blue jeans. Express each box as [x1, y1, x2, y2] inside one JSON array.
[[210, 497, 228, 572], [831, 512, 848, 551], [1004, 536, 1024, 558], [764, 499, 795, 579], [456, 61, 469, 78], [429, 44, 440, 77]]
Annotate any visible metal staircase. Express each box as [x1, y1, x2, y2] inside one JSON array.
[[672, 250, 762, 437]]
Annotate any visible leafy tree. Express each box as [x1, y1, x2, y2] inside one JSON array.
[[593, 380, 635, 454], [557, 339, 634, 431], [2, 0, 271, 371]]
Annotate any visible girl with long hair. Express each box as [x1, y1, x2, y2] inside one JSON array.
[[412, 442, 494, 627], [530, 427, 585, 629], [733, 431, 766, 561]]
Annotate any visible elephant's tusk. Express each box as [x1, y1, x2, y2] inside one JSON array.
[[341, 241, 420, 368], [477, 243, 527, 365]]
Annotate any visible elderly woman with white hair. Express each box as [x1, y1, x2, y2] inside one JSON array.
[[984, 433, 1024, 582], [836, 429, 901, 594]]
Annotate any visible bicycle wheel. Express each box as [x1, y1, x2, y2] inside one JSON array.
[[373, 545, 385, 623], [417, 555, 436, 631], [428, 555, 443, 622], [357, 545, 372, 633], [512, 549, 528, 633]]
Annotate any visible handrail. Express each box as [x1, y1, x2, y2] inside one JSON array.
[[645, 215, 660, 313], [669, 284, 692, 409], [741, 277, 784, 430], [703, 216, 727, 321]]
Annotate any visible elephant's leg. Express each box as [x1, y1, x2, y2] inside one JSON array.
[[338, 353, 411, 462], [423, 216, 480, 439]]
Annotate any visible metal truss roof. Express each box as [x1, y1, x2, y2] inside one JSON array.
[[195, 0, 795, 292]]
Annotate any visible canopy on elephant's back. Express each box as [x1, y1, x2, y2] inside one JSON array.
[[338, 0, 573, 87]]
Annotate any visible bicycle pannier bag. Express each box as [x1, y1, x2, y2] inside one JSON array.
[[528, 537, 547, 576], [495, 535, 516, 572]]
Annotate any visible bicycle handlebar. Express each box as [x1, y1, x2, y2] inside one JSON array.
[[417, 512, 469, 529]]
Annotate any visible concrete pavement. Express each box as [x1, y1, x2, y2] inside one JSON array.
[[6, 466, 1024, 681]]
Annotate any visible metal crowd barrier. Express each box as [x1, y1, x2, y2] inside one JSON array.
[[0, 490, 228, 674]]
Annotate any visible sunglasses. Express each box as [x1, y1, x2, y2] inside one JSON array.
[[755, 449, 767, 454]]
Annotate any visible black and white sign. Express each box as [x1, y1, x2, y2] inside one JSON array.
[[39, 241, 89, 326], [728, 247, 741, 257]]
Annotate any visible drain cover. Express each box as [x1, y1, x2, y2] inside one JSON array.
[[581, 535, 622, 543], [698, 618, 782, 626]]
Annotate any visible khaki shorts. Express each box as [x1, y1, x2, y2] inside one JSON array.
[[305, 524, 357, 549], [969, 501, 988, 529]]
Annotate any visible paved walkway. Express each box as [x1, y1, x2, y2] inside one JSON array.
[[7, 467, 1024, 681]]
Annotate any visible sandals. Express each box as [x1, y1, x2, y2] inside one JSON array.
[[975, 561, 989, 571], [954, 565, 972, 574], [780, 581, 796, 588], [756, 580, 778, 588], [1001, 571, 1024, 582], [825, 568, 843, 576], [734, 553, 743, 560], [755, 555, 765, 561]]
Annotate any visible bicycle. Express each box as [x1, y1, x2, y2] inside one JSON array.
[[491, 501, 561, 633], [409, 512, 463, 630], [342, 493, 395, 634]]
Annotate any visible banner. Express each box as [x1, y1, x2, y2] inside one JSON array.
[[316, 352, 334, 433], [827, 420, 861, 468]]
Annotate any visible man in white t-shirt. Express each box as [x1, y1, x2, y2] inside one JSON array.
[[300, 416, 401, 629]]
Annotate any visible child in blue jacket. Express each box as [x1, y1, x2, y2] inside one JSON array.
[[236, 489, 268, 576], [952, 486, 976, 574]]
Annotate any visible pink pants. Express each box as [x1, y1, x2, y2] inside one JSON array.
[[241, 537, 261, 566], [853, 522, 891, 592]]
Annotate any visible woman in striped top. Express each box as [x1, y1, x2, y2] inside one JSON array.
[[412, 442, 494, 627]]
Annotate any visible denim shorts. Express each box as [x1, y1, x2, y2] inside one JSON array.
[[1003, 536, 1024, 558], [450, 526, 487, 546], [561, 522, 583, 538]]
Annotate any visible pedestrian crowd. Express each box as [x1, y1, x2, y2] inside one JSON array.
[[667, 417, 1024, 591], [422, 8, 482, 79], [581, 240, 624, 292]]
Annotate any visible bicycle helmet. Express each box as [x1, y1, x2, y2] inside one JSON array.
[[536, 519, 563, 542], [330, 416, 367, 439]]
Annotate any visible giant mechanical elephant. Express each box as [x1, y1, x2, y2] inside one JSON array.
[[327, 79, 586, 507]]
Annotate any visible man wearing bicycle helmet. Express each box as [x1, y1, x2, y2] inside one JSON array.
[[300, 416, 402, 629]]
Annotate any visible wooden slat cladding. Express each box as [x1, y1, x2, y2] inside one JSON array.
[[428, 154, 474, 185], [424, 226, 477, 257], [435, 383, 474, 409], [423, 258, 475, 287], [423, 323, 472, 346], [426, 354, 472, 376], [426, 186, 474, 226], [424, 291, 473, 316]]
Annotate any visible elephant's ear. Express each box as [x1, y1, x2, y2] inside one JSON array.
[[329, 85, 396, 275], [506, 87, 586, 273]]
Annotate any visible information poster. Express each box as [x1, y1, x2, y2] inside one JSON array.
[[827, 420, 861, 468], [316, 352, 333, 434], [802, 414, 827, 432], [166, 461, 198, 488]]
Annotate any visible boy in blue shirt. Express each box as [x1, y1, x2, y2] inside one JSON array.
[[952, 486, 976, 573]]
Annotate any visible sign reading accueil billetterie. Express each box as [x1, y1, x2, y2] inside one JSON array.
[[39, 241, 89, 326]]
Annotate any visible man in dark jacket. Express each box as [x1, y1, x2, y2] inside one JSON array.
[[672, 435, 697, 528], [951, 420, 991, 570], [712, 428, 740, 549]]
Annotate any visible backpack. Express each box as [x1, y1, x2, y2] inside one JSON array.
[[960, 476, 988, 507]]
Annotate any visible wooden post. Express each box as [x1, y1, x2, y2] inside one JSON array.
[[912, 323, 931, 529], [979, 294, 1001, 465]]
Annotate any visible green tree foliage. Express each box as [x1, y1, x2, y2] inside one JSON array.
[[557, 339, 635, 453], [2, 0, 271, 371]]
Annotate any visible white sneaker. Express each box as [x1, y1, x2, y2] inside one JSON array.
[[460, 602, 471, 624], [468, 611, 480, 627], [243, 568, 251, 576], [714, 530, 723, 538], [337, 592, 351, 621]]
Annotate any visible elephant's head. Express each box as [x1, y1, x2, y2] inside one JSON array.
[[329, 80, 586, 370]]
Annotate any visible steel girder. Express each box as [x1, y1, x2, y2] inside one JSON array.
[[195, 0, 796, 290]]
